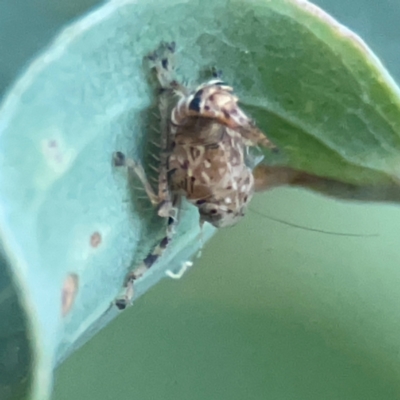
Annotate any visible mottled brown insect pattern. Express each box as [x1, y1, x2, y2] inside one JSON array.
[[113, 42, 276, 309]]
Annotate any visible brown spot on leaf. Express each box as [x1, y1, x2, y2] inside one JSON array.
[[62, 273, 79, 317], [90, 232, 102, 248]]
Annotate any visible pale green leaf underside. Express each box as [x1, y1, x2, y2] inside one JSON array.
[[0, 0, 399, 399]]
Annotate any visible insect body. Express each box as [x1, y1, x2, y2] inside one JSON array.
[[114, 42, 276, 309]]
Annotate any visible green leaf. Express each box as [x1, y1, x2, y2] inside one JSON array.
[[1, 0, 399, 399], [227, 1, 400, 187]]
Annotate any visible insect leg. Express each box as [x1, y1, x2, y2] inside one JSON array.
[[155, 90, 176, 218], [113, 151, 160, 206], [115, 195, 181, 310], [147, 41, 189, 96], [211, 66, 223, 79]]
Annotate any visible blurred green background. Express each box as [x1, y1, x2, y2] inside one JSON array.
[[3, 1, 400, 399]]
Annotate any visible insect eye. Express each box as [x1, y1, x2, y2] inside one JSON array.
[[189, 96, 202, 112]]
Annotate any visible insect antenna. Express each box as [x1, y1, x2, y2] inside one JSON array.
[[249, 208, 379, 238]]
